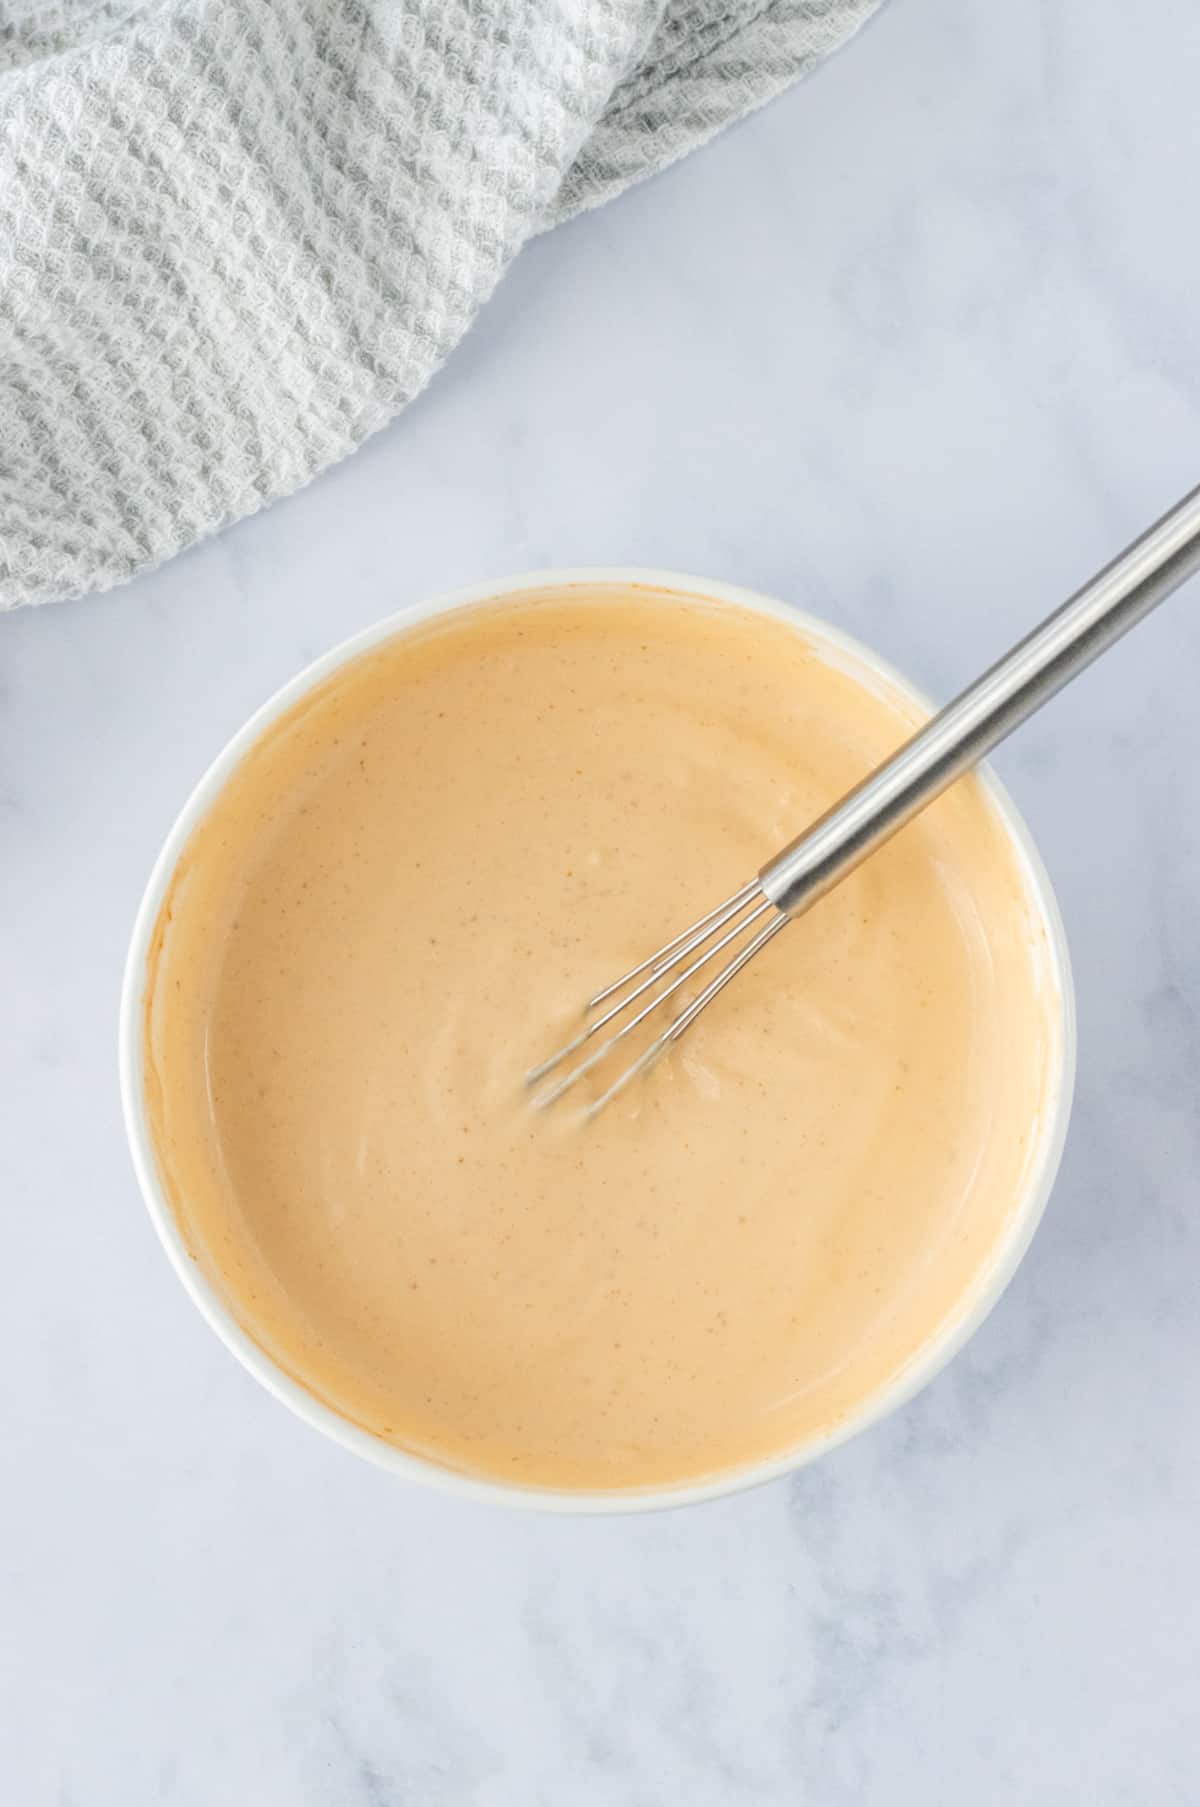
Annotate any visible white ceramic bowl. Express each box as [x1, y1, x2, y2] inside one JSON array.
[[120, 569, 1076, 1513]]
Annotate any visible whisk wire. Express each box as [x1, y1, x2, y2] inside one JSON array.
[[526, 881, 782, 1111], [583, 910, 788, 1118], [585, 880, 762, 1010]]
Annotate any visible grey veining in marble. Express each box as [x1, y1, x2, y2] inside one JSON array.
[[3, 0, 1200, 1800]]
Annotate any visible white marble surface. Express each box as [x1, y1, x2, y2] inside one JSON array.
[[4, 0, 1200, 1798]]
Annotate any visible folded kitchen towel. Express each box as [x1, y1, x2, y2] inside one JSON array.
[[0, 0, 881, 609]]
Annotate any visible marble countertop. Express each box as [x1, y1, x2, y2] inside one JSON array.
[[5, 0, 1200, 1799]]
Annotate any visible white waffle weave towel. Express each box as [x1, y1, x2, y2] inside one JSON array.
[[0, 0, 880, 607]]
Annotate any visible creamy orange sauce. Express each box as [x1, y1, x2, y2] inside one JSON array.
[[144, 588, 1059, 1492]]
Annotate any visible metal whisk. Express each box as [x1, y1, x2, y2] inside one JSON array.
[[528, 484, 1200, 1116]]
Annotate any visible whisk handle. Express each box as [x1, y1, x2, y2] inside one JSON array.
[[760, 482, 1200, 917]]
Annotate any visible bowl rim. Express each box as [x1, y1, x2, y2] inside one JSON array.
[[119, 566, 1076, 1514]]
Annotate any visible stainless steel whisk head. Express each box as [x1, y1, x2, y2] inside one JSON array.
[[526, 483, 1200, 1119], [525, 880, 787, 1116]]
